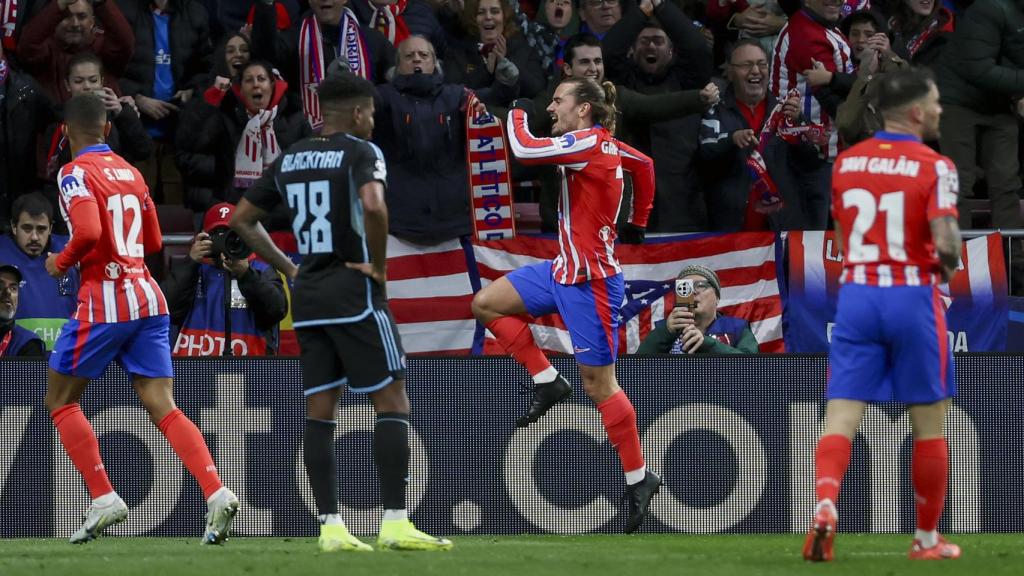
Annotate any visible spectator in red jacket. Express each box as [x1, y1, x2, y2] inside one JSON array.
[[17, 0, 135, 103]]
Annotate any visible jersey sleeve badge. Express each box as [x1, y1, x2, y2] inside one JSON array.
[[58, 165, 92, 203]]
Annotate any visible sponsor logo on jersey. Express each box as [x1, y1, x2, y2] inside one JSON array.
[[59, 167, 90, 200], [559, 134, 577, 148], [105, 262, 121, 280]]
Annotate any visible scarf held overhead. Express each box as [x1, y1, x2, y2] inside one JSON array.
[[466, 91, 515, 241], [299, 8, 371, 130]]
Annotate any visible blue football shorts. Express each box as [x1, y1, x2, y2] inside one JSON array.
[[50, 315, 174, 380], [506, 260, 623, 366], [828, 283, 955, 404]]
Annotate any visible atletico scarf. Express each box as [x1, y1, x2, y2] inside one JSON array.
[[298, 8, 371, 130], [465, 92, 515, 241], [234, 107, 280, 189], [742, 89, 829, 229], [369, 0, 409, 47], [1, 0, 16, 52]]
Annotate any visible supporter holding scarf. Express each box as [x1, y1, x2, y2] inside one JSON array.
[[231, 62, 287, 189]]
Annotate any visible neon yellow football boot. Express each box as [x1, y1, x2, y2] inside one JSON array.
[[377, 519, 453, 551]]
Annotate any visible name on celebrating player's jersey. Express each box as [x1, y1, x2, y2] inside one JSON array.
[[281, 151, 345, 172], [837, 155, 920, 178]]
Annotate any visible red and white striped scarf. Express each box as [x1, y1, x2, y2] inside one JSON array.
[[298, 8, 370, 130], [369, 0, 409, 46], [234, 107, 280, 189], [465, 91, 515, 240], [742, 88, 831, 229]]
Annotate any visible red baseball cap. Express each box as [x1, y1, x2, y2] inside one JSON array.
[[203, 203, 235, 233]]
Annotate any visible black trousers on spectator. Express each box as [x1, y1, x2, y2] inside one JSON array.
[[939, 105, 1023, 230]]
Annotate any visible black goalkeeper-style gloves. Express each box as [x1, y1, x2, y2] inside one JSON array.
[[618, 223, 646, 245]]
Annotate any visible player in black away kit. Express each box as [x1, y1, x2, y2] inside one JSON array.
[[230, 72, 452, 552]]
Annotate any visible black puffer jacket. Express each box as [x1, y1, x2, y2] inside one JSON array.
[[373, 71, 472, 244], [935, 0, 1024, 112], [114, 0, 214, 96], [1, 69, 54, 221], [443, 35, 547, 104]]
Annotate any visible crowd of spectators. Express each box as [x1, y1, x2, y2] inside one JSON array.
[[1, 0, 1023, 355]]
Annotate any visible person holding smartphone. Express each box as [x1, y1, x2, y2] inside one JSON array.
[[635, 264, 759, 354]]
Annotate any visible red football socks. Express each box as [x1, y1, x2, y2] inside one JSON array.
[[912, 438, 949, 532], [486, 316, 552, 377], [814, 434, 852, 504], [158, 409, 223, 500], [597, 390, 645, 473], [51, 403, 114, 499]]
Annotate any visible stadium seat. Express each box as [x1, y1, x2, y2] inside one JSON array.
[[515, 202, 542, 234], [157, 204, 196, 235]]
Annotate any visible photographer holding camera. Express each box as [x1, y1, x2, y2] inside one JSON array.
[[162, 202, 287, 356], [636, 264, 758, 354]]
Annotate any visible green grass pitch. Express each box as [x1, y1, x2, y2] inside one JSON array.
[[2, 534, 1023, 576]]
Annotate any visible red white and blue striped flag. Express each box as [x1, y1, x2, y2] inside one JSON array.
[[385, 233, 785, 355]]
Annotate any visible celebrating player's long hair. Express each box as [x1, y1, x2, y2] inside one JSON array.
[[561, 77, 618, 136]]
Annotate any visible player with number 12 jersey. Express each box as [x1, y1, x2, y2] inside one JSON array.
[[54, 151, 167, 325]]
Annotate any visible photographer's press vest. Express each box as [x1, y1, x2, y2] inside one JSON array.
[[172, 261, 272, 357]]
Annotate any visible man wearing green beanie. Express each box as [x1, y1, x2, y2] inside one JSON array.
[[635, 264, 759, 354]]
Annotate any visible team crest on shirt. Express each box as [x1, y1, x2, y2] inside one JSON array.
[[559, 134, 577, 148], [58, 166, 90, 201], [105, 262, 121, 280]]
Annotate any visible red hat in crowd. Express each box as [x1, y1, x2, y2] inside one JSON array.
[[203, 203, 235, 233]]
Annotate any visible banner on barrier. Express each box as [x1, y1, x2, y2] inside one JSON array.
[[784, 232, 1009, 352], [1, 356, 1021, 538]]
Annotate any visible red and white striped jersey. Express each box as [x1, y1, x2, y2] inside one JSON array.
[[831, 132, 959, 287], [56, 144, 168, 323], [507, 109, 655, 285], [770, 9, 853, 160]]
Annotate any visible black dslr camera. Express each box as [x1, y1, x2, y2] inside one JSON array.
[[208, 228, 252, 261]]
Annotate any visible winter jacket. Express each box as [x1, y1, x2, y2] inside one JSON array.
[[889, 7, 955, 66], [698, 87, 821, 231], [114, 0, 213, 97], [1, 68, 54, 214], [935, 0, 1024, 112], [175, 79, 312, 216], [373, 71, 473, 244], [443, 35, 547, 103]]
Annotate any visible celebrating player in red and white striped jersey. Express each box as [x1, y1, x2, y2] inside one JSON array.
[[473, 77, 660, 534], [506, 105, 654, 284]]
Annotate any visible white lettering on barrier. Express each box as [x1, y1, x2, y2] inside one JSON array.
[[504, 404, 616, 533], [644, 404, 766, 532], [201, 373, 273, 535], [788, 403, 979, 533], [294, 404, 428, 534], [53, 406, 183, 537], [0, 407, 32, 495]]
